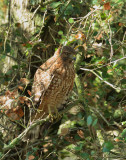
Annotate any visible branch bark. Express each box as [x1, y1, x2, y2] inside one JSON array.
[[3, 100, 80, 153], [80, 68, 121, 92], [74, 52, 84, 102]]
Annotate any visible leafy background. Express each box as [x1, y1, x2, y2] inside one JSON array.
[[0, 0, 126, 159]]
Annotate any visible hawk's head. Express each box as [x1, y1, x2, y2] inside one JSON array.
[[60, 46, 76, 63]]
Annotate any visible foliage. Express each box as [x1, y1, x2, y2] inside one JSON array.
[[0, 0, 126, 159]]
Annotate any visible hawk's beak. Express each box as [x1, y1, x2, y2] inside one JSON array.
[[69, 54, 76, 61]]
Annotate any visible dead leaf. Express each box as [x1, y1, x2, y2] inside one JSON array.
[[60, 128, 69, 136], [114, 138, 122, 142], [96, 33, 103, 40], [28, 155, 35, 160], [104, 2, 111, 10], [75, 32, 85, 40], [64, 136, 74, 143], [5, 89, 18, 99], [6, 106, 24, 121], [22, 43, 26, 47], [119, 22, 123, 26], [5, 90, 11, 96], [18, 86, 24, 91], [27, 90, 31, 96], [20, 78, 30, 85], [19, 96, 28, 103], [77, 130, 84, 139], [0, 42, 3, 46], [15, 23, 21, 27], [83, 43, 87, 51], [107, 69, 113, 73]]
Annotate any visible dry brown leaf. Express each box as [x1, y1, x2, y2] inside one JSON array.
[[114, 138, 122, 142], [27, 90, 31, 96], [64, 136, 74, 143], [75, 32, 85, 40], [20, 78, 30, 85], [6, 106, 24, 121], [60, 128, 69, 136], [119, 22, 123, 26], [0, 42, 3, 46], [28, 155, 35, 160], [5, 90, 11, 96], [107, 69, 113, 73], [18, 86, 24, 91], [19, 96, 28, 103], [104, 2, 111, 10], [96, 33, 103, 40], [15, 23, 21, 27], [77, 130, 84, 139]]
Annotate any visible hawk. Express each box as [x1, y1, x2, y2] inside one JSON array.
[[25, 46, 76, 141]]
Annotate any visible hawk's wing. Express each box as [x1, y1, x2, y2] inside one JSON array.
[[31, 56, 56, 108]]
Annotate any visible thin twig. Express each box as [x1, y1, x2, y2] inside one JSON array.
[[89, 105, 110, 126], [0, 150, 11, 160], [31, 5, 41, 20], [80, 68, 121, 92], [31, 9, 47, 41], [42, 0, 56, 6], [108, 21, 114, 60], [3, 100, 79, 152], [92, 56, 126, 71]]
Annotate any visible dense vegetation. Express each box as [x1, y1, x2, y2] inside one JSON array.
[[0, 0, 126, 159]]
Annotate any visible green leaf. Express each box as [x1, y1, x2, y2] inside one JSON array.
[[0, 132, 4, 152], [25, 51, 29, 56], [92, 119, 98, 126], [80, 152, 89, 158], [101, 13, 107, 20], [50, 2, 62, 8], [64, 5, 73, 15], [40, 7, 46, 12], [103, 141, 114, 152], [12, 65, 18, 69], [121, 129, 126, 138], [87, 115, 93, 126], [6, 70, 13, 75], [58, 31, 63, 35], [75, 145, 83, 151], [68, 18, 74, 23]]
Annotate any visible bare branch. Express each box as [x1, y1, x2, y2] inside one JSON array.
[[80, 68, 121, 92], [3, 100, 79, 152]]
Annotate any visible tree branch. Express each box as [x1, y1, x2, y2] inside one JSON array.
[[80, 68, 121, 92], [3, 100, 79, 152]]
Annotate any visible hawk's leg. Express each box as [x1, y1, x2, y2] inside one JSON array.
[[48, 105, 61, 121], [54, 106, 62, 119]]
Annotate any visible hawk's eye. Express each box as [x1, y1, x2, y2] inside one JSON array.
[[64, 52, 69, 56]]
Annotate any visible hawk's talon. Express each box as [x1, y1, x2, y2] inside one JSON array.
[[48, 106, 62, 122], [48, 114, 55, 122]]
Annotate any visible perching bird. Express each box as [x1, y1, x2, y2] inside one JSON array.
[[24, 46, 76, 141]]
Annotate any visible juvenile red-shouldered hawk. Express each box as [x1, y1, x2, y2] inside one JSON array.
[[24, 46, 76, 141]]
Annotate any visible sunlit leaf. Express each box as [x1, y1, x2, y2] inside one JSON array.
[[87, 115, 93, 126], [80, 152, 89, 158], [121, 129, 126, 138], [92, 119, 98, 126], [50, 2, 62, 8], [103, 141, 114, 152], [68, 18, 74, 24], [20, 78, 30, 85], [58, 30, 63, 35]]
